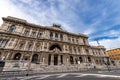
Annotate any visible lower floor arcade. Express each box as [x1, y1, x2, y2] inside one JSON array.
[[0, 50, 109, 66]]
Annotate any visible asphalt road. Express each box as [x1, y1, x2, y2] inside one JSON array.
[[1, 71, 120, 80]]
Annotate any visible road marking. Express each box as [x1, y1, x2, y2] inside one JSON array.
[[76, 73, 120, 79], [57, 74, 68, 78], [17, 75, 38, 80], [37, 75, 50, 79], [14, 72, 120, 79], [75, 74, 87, 77]]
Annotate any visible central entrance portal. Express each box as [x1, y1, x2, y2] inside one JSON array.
[[49, 44, 62, 65], [54, 54, 58, 65]]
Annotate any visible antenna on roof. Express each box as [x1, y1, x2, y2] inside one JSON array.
[[96, 39, 100, 46]]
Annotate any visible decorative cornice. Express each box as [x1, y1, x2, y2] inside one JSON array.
[[2, 16, 88, 38]]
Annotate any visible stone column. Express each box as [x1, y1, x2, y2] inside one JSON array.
[[12, 39, 18, 48], [38, 54, 41, 64], [5, 52, 10, 60], [76, 47, 78, 55], [20, 53, 24, 60], [92, 57, 95, 64], [53, 33, 55, 40], [42, 53, 47, 65], [29, 29, 32, 37], [6, 38, 12, 47], [58, 33, 60, 41], [81, 47, 85, 55], [32, 41, 36, 51], [24, 41, 28, 50], [13, 38, 20, 49], [42, 42, 44, 51], [42, 57, 45, 65], [36, 30, 39, 38], [21, 27, 25, 35], [73, 56, 76, 64], [51, 54, 54, 65], [83, 56, 87, 63], [39, 53, 43, 64], [66, 57, 69, 65], [58, 55, 61, 65], [0, 51, 5, 60], [11, 52, 15, 60]]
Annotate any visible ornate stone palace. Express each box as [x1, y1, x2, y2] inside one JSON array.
[[0, 16, 112, 71]]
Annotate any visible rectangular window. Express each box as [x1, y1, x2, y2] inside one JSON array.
[[35, 44, 39, 51], [83, 39, 86, 45], [9, 26, 16, 32], [19, 43, 24, 49], [76, 39, 78, 44], [31, 31, 36, 37], [72, 38, 74, 43], [24, 30, 29, 36], [78, 48, 81, 54], [38, 32, 42, 38], [68, 37, 71, 42], [28, 44, 32, 50], [55, 33, 58, 38], [50, 32, 53, 39], [86, 49, 89, 55], [0, 40, 8, 47]]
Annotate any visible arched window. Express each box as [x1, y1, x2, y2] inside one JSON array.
[[24, 30, 29, 36], [31, 31, 36, 37], [13, 53, 21, 60], [31, 54, 38, 63], [38, 32, 42, 38], [35, 44, 39, 51], [88, 57, 91, 62], [50, 32, 53, 39], [55, 33, 58, 38], [75, 58, 78, 64], [86, 49, 89, 55], [49, 44, 62, 51], [79, 57, 83, 62], [96, 60, 99, 64], [27, 44, 32, 50], [83, 39, 86, 44], [70, 56, 74, 64], [9, 25, 16, 32]]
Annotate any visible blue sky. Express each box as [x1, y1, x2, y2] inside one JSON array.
[[0, 0, 120, 49]]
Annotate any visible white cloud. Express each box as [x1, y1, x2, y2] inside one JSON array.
[[83, 28, 94, 35], [0, 0, 75, 32], [90, 37, 120, 50], [0, 0, 38, 25]]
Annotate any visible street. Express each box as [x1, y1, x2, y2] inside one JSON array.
[[1, 71, 120, 80]]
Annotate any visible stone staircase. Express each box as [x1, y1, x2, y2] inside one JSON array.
[[2, 60, 119, 72]]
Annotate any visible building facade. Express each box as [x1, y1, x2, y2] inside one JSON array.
[[106, 48, 120, 60], [0, 16, 111, 71], [106, 48, 120, 66]]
